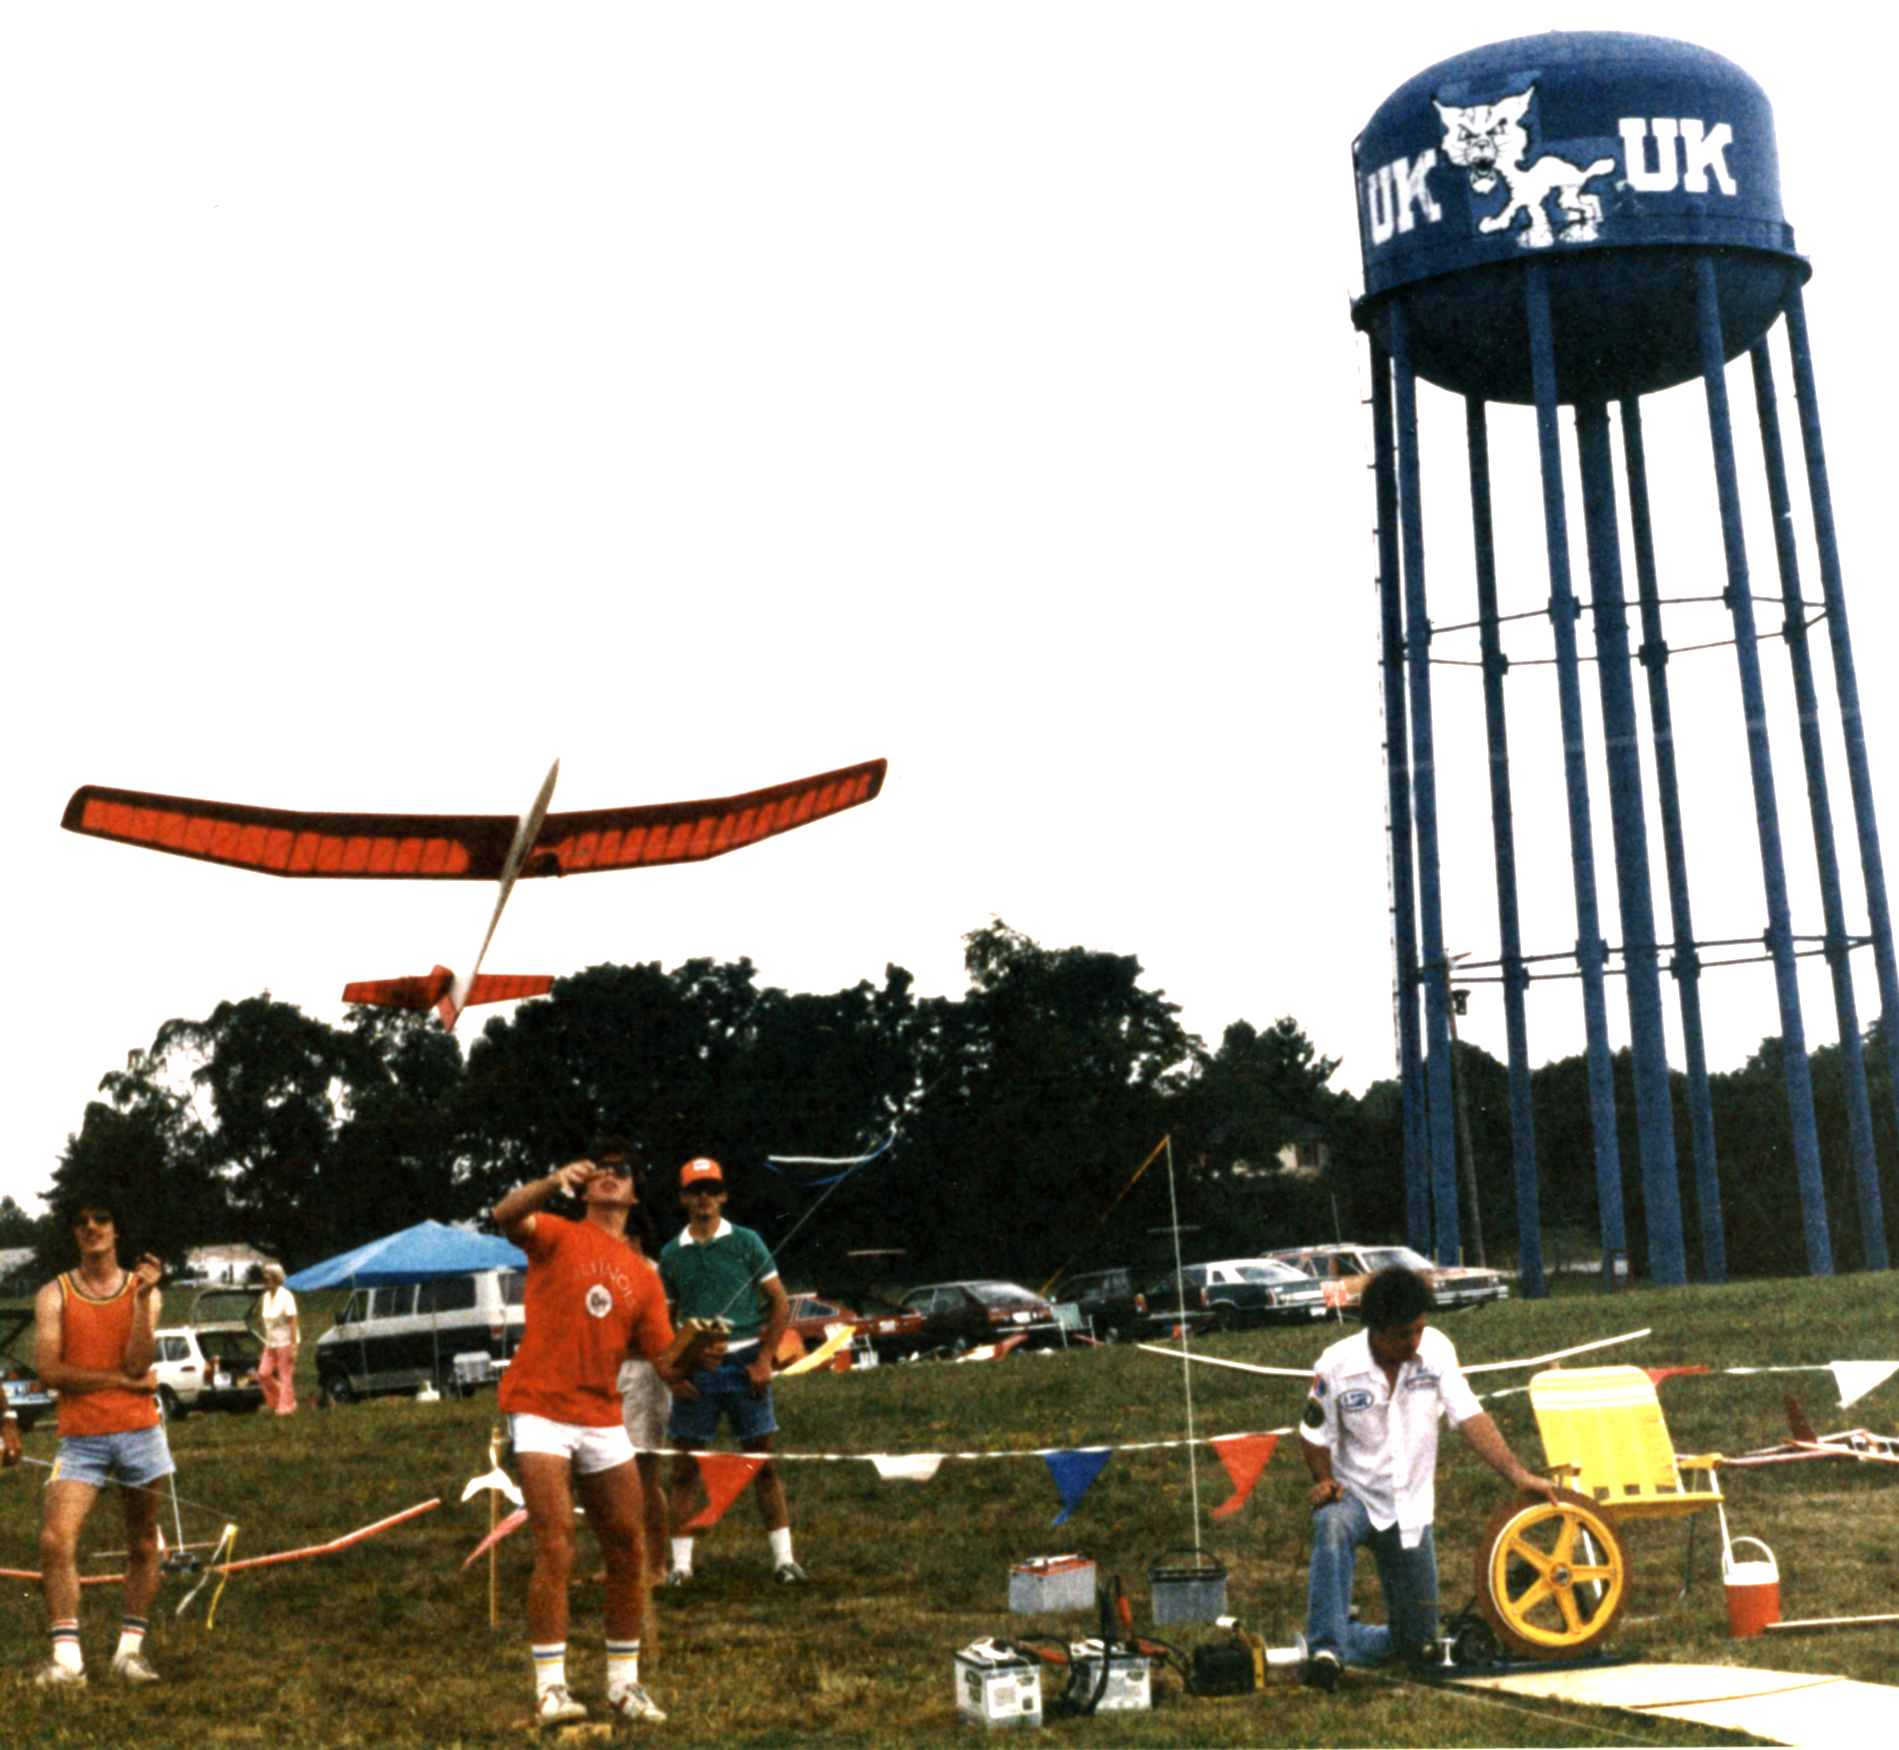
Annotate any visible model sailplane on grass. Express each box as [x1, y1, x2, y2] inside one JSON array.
[[60, 755, 886, 1028]]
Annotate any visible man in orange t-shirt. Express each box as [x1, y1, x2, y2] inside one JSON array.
[[32, 1190, 170, 1689], [495, 1139, 676, 1728]]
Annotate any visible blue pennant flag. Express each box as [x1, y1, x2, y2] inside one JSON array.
[[1044, 1447, 1113, 1527]]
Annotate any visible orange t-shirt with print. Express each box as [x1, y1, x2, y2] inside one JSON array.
[[55, 1273, 162, 1438], [498, 1214, 673, 1427]]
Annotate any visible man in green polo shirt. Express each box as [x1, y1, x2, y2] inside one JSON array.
[[658, 1157, 803, 1584]]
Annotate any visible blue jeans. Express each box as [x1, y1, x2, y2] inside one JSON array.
[[664, 1348, 778, 1444], [1306, 1492, 1438, 1666]]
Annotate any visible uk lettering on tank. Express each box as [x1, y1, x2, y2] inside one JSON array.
[[1362, 81, 1742, 253]]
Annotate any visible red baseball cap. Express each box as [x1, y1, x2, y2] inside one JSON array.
[[680, 1158, 726, 1191]]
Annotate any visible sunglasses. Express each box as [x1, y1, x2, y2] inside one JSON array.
[[683, 1183, 726, 1197], [594, 1161, 636, 1179], [74, 1212, 115, 1229]]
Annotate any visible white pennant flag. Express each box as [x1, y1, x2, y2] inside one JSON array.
[[871, 1453, 945, 1483], [1829, 1361, 1899, 1410]]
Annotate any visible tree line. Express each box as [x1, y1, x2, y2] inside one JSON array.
[[30, 920, 1895, 1293]]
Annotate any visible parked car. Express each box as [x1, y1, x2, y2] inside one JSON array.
[[895, 1281, 1059, 1357], [784, 1293, 864, 1346], [315, 1268, 526, 1401], [1052, 1267, 1148, 1342], [153, 1323, 265, 1418], [1142, 1258, 1331, 1330], [0, 1307, 55, 1433], [1266, 1242, 1512, 1311]]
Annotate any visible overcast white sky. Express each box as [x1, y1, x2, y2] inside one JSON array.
[[5, 4, 1893, 1214]]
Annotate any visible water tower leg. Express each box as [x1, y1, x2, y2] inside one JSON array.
[[1785, 285, 1899, 1269], [1620, 397, 1729, 1282], [1693, 257, 1833, 1276], [1575, 402, 1689, 1287], [1369, 342, 1434, 1255], [1524, 263, 1631, 1287], [1464, 397, 1546, 1298], [1750, 341, 1888, 1270], [1389, 300, 1463, 1264]]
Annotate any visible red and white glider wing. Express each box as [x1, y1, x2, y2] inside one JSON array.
[[60, 758, 887, 880]]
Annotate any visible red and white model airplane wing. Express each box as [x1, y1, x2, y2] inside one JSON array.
[[60, 757, 887, 880], [62, 756, 888, 1029]]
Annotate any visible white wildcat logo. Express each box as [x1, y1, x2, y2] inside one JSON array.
[[585, 1284, 613, 1319], [1434, 87, 1614, 249]]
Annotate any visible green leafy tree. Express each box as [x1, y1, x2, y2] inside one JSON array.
[[892, 921, 1197, 1282]]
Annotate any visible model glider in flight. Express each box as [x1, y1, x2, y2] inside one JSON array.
[[61, 756, 887, 1028]]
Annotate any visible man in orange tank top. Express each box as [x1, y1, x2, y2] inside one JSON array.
[[31, 1190, 171, 1689]]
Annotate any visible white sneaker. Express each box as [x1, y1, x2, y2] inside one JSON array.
[[607, 1682, 667, 1723], [773, 1560, 809, 1585], [34, 1661, 86, 1689], [111, 1650, 161, 1684], [535, 1684, 588, 1726], [662, 1568, 690, 1587]]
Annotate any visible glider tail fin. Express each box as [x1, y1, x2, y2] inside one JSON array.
[[342, 967, 553, 1029], [1785, 1395, 1819, 1444]]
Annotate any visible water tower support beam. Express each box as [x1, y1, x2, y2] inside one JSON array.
[[1464, 396, 1546, 1298], [1524, 262, 1630, 1285], [1693, 255, 1833, 1275], [1785, 284, 1899, 1238], [1620, 395, 1728, 1281], [1750, 340, 1888, 1269], [1369, 343, 1434, 1255], [1575, 401, 1689, 1286], [1390, 300, 1464, 1264]]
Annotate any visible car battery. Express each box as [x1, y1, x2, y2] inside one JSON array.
[[954, 1639, 1043, 1729], [1009, 1553, 1096, 1614], [1148, 1545, 1228, 1624], [1066, 1639, 1151, 1712]]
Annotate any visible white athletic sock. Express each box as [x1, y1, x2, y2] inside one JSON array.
[[606, 1639, 641, 1692], [531, 1642, 567, 1696], [50, 1623, 83, 1673], [669, 1537, 693, 1574], [769, 1526, 794, 1567], [115, 1615, 148, 1660]]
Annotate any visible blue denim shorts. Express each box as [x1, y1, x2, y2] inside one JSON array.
[[52, 1423, 175, 1491], [665, 1348, 778, 1444]]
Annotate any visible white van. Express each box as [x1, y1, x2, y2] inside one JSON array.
[[314, 1269, 526, 1401]]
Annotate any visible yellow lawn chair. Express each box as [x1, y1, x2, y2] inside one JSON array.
[[1473, 1366, 1729, 1659]]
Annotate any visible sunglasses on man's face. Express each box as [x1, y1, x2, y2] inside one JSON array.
[[75, 1212, 115, 1230], [684, 1183, 726, 1198], [594, 1161, 635, 1179]]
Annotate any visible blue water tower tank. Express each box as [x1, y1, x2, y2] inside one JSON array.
[[1351, 32, 1806, 402]]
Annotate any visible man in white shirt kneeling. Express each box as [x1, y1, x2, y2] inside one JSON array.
[[1297, 1265, 1555, 1690]]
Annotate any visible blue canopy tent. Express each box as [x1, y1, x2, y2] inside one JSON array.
[[285, 1220, 525, 1289], [288, 1221, 528, 1398]]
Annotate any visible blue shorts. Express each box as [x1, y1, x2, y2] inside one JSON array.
[[665, 1348, 778, 1445], [52, 1423, 175, 1491]]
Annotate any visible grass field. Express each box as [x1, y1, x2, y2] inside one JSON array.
[[1, 1272, 1894, 1748]]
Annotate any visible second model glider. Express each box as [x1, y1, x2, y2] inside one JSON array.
[[62, 756, 887, 1028]]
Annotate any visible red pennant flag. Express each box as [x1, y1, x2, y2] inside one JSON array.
[[1210, 1433, 1280, 1518], [683, 1454, 768, 1531]]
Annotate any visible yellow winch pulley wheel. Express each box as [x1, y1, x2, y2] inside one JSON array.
[[1473, 1487, 1630, 1659]]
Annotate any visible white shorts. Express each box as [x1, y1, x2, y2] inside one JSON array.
[[508, 1413, 637, 1476], [617, 1358, 671, 1453]]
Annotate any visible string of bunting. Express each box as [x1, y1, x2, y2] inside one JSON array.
[[634, 1429, 1290, 1531]]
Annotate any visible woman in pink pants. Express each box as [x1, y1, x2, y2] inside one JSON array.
[[256, 1263, 301, 1414]]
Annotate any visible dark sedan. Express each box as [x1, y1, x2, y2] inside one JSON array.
[[896, 1280, 1060, 1357]]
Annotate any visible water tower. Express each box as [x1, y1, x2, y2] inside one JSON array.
[[1352, 33, 1896, 1292]]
